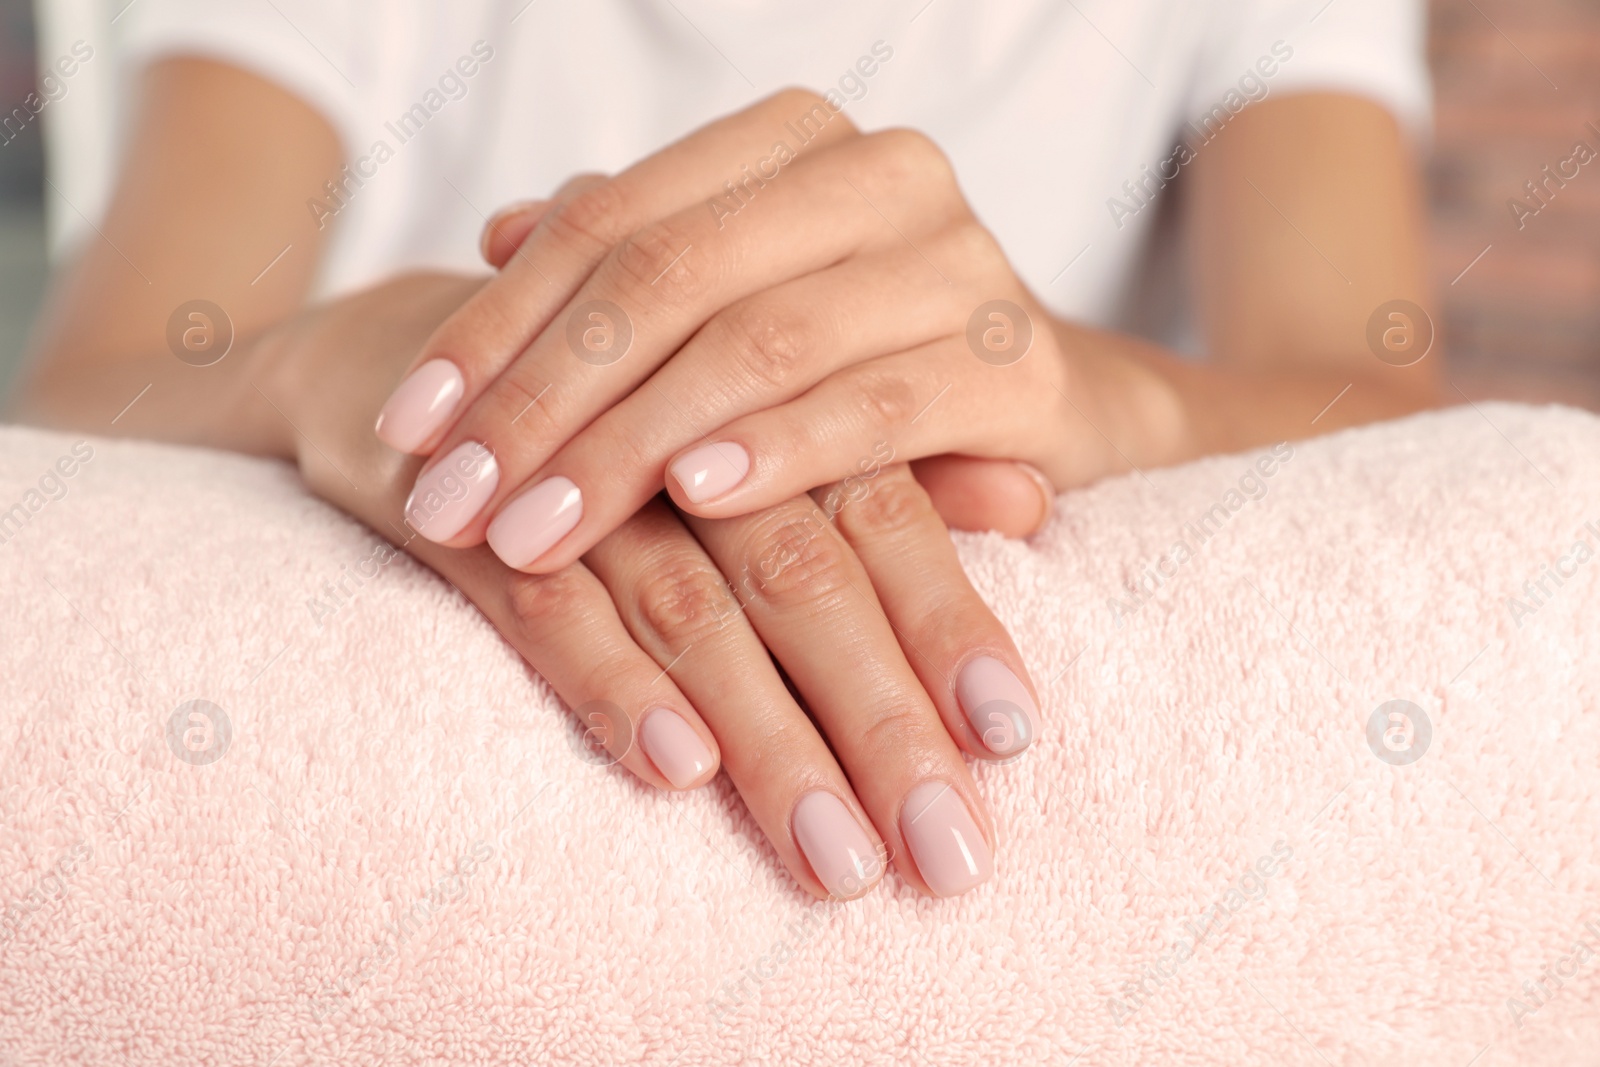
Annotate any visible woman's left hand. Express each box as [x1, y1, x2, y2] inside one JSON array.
[[377, 90, 1114, 573]]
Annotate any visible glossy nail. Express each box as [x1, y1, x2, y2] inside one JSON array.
[[486, 476, 583, 568], [669, 442, 750, 504], [638, 708, 713, 789], [404, 441, 498, 543], [1016, 462, 1056, 533], [900, 781, 992, 897], [375, 359, 465, 452], [955, 655, 1039, 757], [792, 791, 882, 899]]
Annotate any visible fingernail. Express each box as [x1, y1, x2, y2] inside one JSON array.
[[792, 791, 882, 899], [404, 441, 499, 543], [955, 655, 1039, 757], [669, 442, 750, 504], [486, 476, 583, 568], [375, 359, 465, 452], [900, 781, 992, 897], [1017, 462, 1055, 533], [481, 198, 546, 261], [638, 708, 713, 789]]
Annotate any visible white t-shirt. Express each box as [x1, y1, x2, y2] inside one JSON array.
[[111, 0, 1429, 342]]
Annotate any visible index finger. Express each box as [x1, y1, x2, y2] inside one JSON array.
[[373, 88, 859, 455]]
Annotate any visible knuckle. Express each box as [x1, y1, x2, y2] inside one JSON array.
[[769, 86, 829, 115], [856, 705, 932, 762], [633, 555, 736, 649], [856, 371, 918, 429], [741, 511, 853, 608], [545, 181, 630, 253], [612, 217, 707, 301], [868, 127, 957, 192], [716, 300, 815, 391], [835, 466, 934, 540], [946, 221, 1004, 269], [770, 86, 853, 137], [506, 568, 591, 637]]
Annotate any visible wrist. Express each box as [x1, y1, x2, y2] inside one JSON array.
[[1054, 320, 1192, 479]]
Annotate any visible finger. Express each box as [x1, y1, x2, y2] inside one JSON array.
[[476, 240, 971, 573], [583, 498, 886, 900], [434, 130, 962, 560], [816, 463, 1042, 759], [684, 496, 996, 897], [912, 455, 1056, 537], [375, 89, 859, 455], [399, 534, 720, 793], [664, 339, 1042, 517], [481, 173, 611, 269], [479, 200, 549, 268]]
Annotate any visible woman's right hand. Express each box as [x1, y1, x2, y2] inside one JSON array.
[[259, 271, 1042, 899]]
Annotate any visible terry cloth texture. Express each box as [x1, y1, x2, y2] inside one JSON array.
[[2, 404, 1598, 1065]]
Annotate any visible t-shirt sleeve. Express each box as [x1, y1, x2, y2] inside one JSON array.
[[117, 0, 367, 153], [1185, 0, 1432, 140]]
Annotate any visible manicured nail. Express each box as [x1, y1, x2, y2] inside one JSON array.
[[900, 780, 992, 897], [955, 655, 1039, 757], [792, 791, 882, 899], [638, 708, 713, 789], [480, 199, 546, 262], [375, 359, 464, 452], [404, 441, 498, 543], [669, 442, 750, 504], [486, 476, 583, 568], [1016, 462, 1056, 533]]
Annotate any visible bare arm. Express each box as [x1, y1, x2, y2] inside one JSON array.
[[11, 56, 339, 451], [1088, 92, 1441, 465]]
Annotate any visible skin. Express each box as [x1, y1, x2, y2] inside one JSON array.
[[12, 59, 1034, 900], [13, 56, 1441, 898], [398, 92, 1439, 576]]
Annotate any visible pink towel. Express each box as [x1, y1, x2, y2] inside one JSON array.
[[2, 403, 1599, 1066]]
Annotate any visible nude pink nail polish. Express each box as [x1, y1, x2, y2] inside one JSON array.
[[955, 655, 1040, 757], [375, 359, 464, 452], [669, 442, 750, 504], [792, 791, 882, 899], [900, 781, 993, 897], [638, 708, 712, 789], [403, 441, 498, 543], [486, 476, 583, 568]]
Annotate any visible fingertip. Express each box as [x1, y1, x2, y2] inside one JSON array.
[[480, 199, 549, 267], [638, 707, 719, 790], [913, 455, 1052, 538]]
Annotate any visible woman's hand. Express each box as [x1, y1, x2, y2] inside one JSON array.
[[262, 271, 1043, 899], [374, 89, 1092, 575]]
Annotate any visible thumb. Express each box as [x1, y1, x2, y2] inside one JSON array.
[[911, 455, 1056, 538]]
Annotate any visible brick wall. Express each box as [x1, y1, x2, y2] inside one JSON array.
[[1429, 0, 1600, 407]]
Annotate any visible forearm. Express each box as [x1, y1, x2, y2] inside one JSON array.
[[12, 325, 295, 458], [1068, 318, 1443, 473]]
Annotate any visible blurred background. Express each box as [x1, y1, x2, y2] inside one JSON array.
[[0, 0, 1596, 405]]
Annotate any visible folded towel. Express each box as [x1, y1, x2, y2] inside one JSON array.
[[2, 403, 1598, 1066]]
